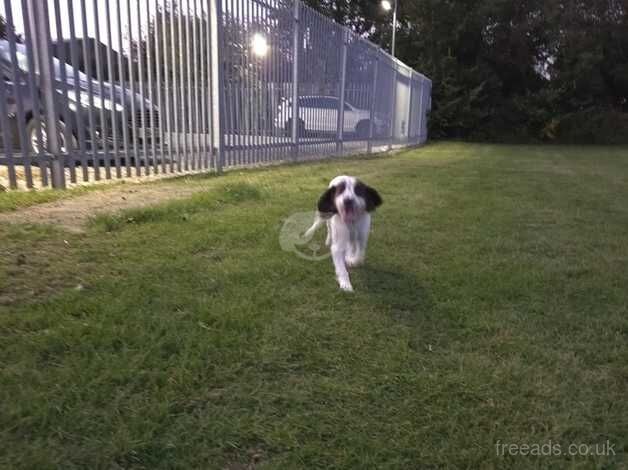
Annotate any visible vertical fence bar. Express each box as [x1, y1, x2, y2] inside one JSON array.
[[126, 0, 140, 175], [206, 0, 215, 170], [198, 0, 207, 169], [336, 29, 348, 157], [183, 0, 192, 169], [52, 0, 77, 184], [210, 0, 226, 172], [192, 0, 201, 171], [389, 64, 397, 150], [66, 0, 89, 181], [244, 1, 249, 164], [4, 0, 32, 187], [245, 0, 252, 165], [367, 55, 378, 154], [256, 0, 265, 163], [185, 0, 195, 170], [145, 0, 158, 174], [228, 0, 235, 166], [262, 0, 270, 164], [136, 0, 150, 175], [28, 0, 65, 188], [92, 0, 112, 179], [169, 0, 180, 171], [23, 0, 48, 186], [104, 0, 121, 178], [417, 77, 425, 145], [79, 0, 101, 181], [406, 71, 414, 144], [162, 0, 174, 173], [154, 0, 166, 174], [114, 0, 131, 177], [177, 0, 188, 171], [290, 0, 300, 160]]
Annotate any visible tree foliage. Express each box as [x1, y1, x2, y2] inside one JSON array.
[[305, 0, 628, 143]]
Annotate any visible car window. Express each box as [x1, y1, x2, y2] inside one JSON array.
[[324, 98, 338, 109], [297, 97, 340, 109], [298, 97, 313, 107]]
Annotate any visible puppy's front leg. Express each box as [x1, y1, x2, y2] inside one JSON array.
[[303, 214, 325, 239], [331, 244, 353, 292], [325, 220, 332, 246], [346, 214, 371, 267]]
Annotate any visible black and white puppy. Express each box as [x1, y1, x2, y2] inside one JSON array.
[[304, 175, 382, 292]]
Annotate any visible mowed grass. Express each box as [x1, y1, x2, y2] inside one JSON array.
[[1, 143, 627, 469]]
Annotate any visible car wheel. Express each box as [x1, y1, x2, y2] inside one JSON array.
[[355, 120, 370, 138], [26, 117, 76, 155]]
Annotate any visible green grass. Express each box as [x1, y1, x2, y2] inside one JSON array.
[[1, 143, 627, 469]]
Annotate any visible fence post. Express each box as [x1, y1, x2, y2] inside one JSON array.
[[389, 64, 397, 152], [336, 30, 348, 156], [367, 55, 379, 154], [210, 0, 226, 172], [417, 77, 425, 145], [407, 72, 414, 145], [290, 0, 300, 161], [27, 0, 65, 188]]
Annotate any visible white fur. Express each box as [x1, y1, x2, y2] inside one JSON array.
[[304, 175, 376, 292]]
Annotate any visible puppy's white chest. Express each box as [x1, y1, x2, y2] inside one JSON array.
[[348, 223, 359, 242]]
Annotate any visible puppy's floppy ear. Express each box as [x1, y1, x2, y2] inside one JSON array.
[[356, 181, 382, 212], [317, 186, 337, 214]]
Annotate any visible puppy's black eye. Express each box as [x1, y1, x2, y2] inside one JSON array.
[[335, 182, 346, 196]]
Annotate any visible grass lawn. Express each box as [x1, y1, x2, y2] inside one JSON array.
[[1, 142, 627, 469]]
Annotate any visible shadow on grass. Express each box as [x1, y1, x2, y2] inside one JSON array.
[[357, 266, 433, 326]]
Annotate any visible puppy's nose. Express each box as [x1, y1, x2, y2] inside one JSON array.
[[343, 198, 354, 209]]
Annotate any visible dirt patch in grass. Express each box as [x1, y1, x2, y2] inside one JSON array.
[[0, 181, 209, 232]]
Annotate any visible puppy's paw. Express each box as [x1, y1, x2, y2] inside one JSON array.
[[338, 278, 354, 292]]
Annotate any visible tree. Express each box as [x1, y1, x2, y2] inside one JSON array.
[[302, 0, 628, 143], [0, 14, 23, 42]]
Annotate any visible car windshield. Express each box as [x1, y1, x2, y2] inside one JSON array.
[[0, 40, 96, 90], [287, 97, 358, 109]]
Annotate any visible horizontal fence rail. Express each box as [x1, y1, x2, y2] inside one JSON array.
[[0, 0, 431, 190]]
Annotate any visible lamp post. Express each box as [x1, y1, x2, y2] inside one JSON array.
[[382, 0, 398, 149], [381, 0, 398, 58]]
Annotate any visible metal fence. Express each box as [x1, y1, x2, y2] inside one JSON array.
[[0, 0, 431, 190]]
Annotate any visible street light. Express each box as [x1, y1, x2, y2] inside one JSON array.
[[381, 0, 398, 58], [251, 33, 269, 58]]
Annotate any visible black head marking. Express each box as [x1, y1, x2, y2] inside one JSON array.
[[317, 186, 338, 214], [355, 181, 382, 212]]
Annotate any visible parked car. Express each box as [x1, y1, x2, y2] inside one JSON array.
[[274, 95, 386, 138], [0, 39, 158, 159]]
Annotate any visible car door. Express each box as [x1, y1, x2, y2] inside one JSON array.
[[297, 97, 314, 132], [343, 102, 359, 134], [304, 97, 329, 133], [322, 97, 339, 133]]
